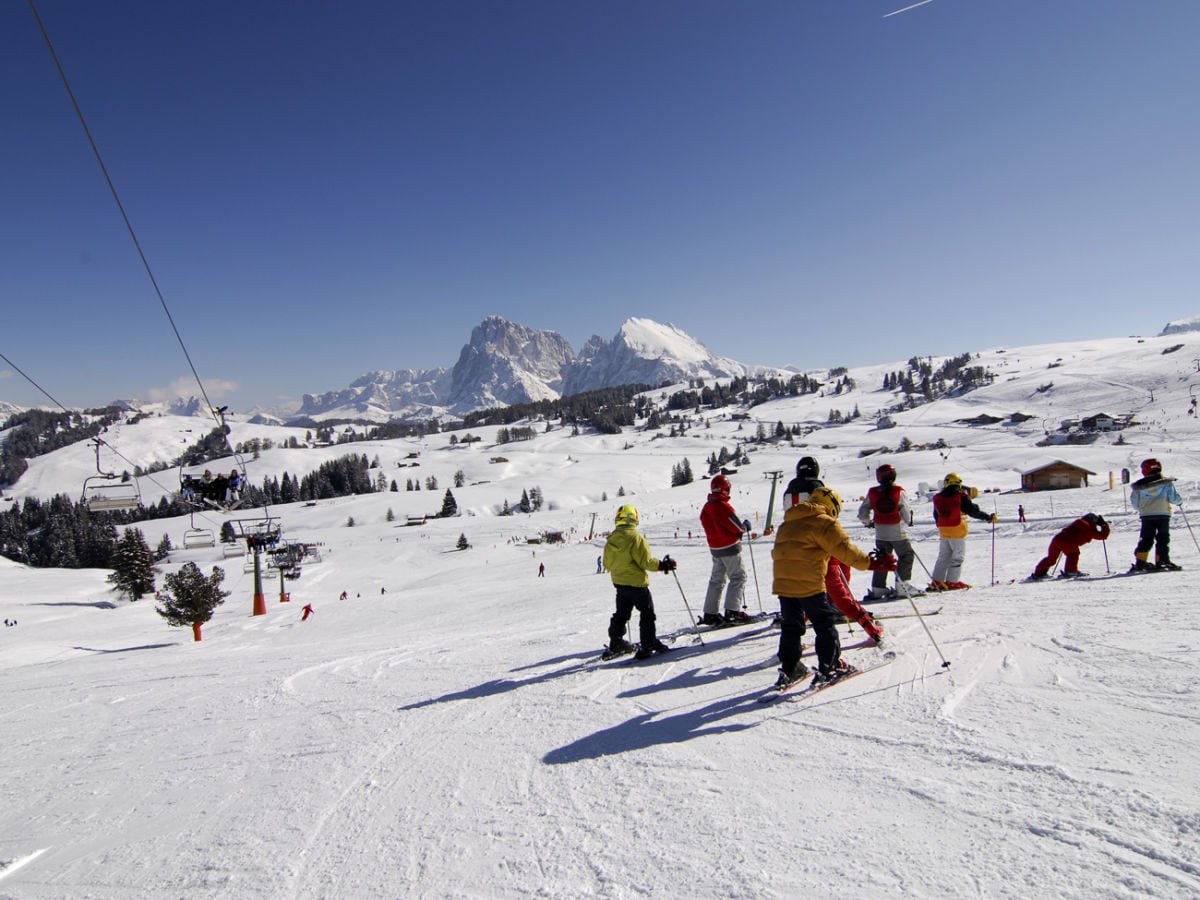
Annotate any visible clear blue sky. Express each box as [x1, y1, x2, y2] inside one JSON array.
[[3, 0, 1198, 414]]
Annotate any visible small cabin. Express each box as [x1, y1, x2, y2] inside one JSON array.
[[1021, 461, 1097, 492], [406, 515, 427, 526], [1081, 413, 1118, 432]]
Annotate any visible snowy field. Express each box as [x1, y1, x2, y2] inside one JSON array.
[[2, 333, 1199, 898]]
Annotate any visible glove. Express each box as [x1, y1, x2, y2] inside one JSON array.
[[658, 555, 677, 573], [742, 519, 752, 533], [867, 551, 897, 573], [865, 522, 875, 529], [1096, 515, 1106, 526], [990, 514, 999, 524]]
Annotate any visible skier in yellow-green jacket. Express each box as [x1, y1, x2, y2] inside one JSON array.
[[602, 505, 675, 660]]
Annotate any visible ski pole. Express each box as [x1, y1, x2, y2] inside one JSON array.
[[1179, 505, 1200, 555], [990, 518, 996, 586], [670, 568, 705, 645], [906, 587, 951, 669], [1102, 538, 1110, 574], [744, 530, 763, 613], [912, 547, 936, 587]]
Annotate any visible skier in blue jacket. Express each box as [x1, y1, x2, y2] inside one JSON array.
[[1130, 458, 1184, 571]]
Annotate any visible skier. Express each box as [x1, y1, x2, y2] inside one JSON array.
[[697, 474, 751, 625], [857, 463, 921, 599], [1029, 513, 1110, 579], [1130, 458, 1184, 571], [538, 563, 545, 577], [782, 457, 884, 644], [301, 603, 314, 621], [771, 486, 896, 689], [930, 473, 996, 590], [602, 505, 674, 660]]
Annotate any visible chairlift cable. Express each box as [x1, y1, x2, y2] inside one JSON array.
[[27, 1, 269, 518], [27, 0, 226, 438]]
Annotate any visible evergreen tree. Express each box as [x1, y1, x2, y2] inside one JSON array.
[[156, 562, 229, 641], [108, 527, 157, 600], [441, 489, 458, 517], [154, 533, 173, 562], [519, 489, 531, 513], [456, 533, 470, 551], [454, 469, 466, 488], [386, 508, 395, 522]]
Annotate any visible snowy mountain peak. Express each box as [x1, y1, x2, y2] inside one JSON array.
[[1160, 316, 1200, 336]]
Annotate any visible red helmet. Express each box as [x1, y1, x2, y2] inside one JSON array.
[[1141, 458, 1162, 477], [710, 474, 731, 495], [876, 464, 897, 484]]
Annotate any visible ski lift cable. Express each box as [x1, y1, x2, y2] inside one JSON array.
[[27, 1, 268, 517], [27, 0, 226, 440]]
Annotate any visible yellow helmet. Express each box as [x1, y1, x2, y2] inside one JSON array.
[[944, 472, 963, 488], [808, 486, 842, 518], [615, 504, 639, 526]]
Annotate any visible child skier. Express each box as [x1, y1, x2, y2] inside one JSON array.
[[772, 486, 896, 689], [930, 473, 996, 590], [698, 474, 751, 625], [857, 463, 921, 599], [1130, 458, 1184, 571], [1029, 513, 1110, 579], [783, 457, 884, 644], [603, 505, 675, 660]]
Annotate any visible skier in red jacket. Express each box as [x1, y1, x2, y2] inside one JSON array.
[[698, 474, 751, 625], [1029, 513, 1111, 579]]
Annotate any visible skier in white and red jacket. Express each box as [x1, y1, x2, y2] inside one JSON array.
[[698, 474, 751, 625]]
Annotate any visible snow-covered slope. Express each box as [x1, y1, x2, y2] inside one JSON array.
[[2, 330, 1199, 897]]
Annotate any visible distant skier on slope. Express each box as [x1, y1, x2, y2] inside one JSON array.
[[857, 463, 921, 600], [1029, 513, 1110, 579], [697, 474, 751, 625], [772, 486, 896, 690], [1130, 458, 1184, 572], [602, 505, 674, 660], [783, 457, 884, 644], [930, 473, 996, 590]]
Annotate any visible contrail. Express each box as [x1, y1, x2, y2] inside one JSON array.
[[884, 0, 935, 17]]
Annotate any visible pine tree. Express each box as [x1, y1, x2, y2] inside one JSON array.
[[154, 533, 173, 562], [107, 527, 157, 601], [441, 489, 458, 517], [456, 533, 470, 551], [519, 489, 531, 513], [156, 562, 229, 641]]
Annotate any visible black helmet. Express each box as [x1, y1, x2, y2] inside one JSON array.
[[796, 456, 820, 479]]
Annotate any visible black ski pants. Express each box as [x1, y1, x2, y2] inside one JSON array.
[[778, 592, 842, 676], [609, 584, 658, 647], [1135, 515, 1172, 562]]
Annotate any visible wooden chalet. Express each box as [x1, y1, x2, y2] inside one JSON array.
[[1020, 460, 1097, 492]]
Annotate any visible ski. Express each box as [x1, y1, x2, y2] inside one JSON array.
[[597, 635, 677, 664], [869, 606, 942, 620], [694, 611, 777, 632]]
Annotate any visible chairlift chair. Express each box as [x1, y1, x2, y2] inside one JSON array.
[[182, 510, 217, 549], [82, 440, 142, 512]]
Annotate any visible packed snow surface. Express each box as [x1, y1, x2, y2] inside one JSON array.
[[2, 332, 1199, 898]]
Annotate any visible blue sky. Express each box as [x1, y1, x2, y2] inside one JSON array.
[[3, 0, 1198, 414]]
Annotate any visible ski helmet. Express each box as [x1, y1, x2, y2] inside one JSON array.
[[710, 474, 731, 496], [943, 472, 963, 488], [796, 456, 820, 479], [809, 486, 842, 518], [1082, 513, 1100, 526], [614, 504, 639, 526], [1140, 458, 1162, 477], [876, 464, 897, 484]]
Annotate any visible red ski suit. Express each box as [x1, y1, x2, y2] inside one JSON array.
[[1033, 517, 1111, 576]]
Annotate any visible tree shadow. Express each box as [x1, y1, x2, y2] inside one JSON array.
[[543, 690, 765, 764], [71, 643, 174, 654], [33, 601, 118, 609]]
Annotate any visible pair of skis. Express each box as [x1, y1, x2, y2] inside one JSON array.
[[758, 651, 897, 704]]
